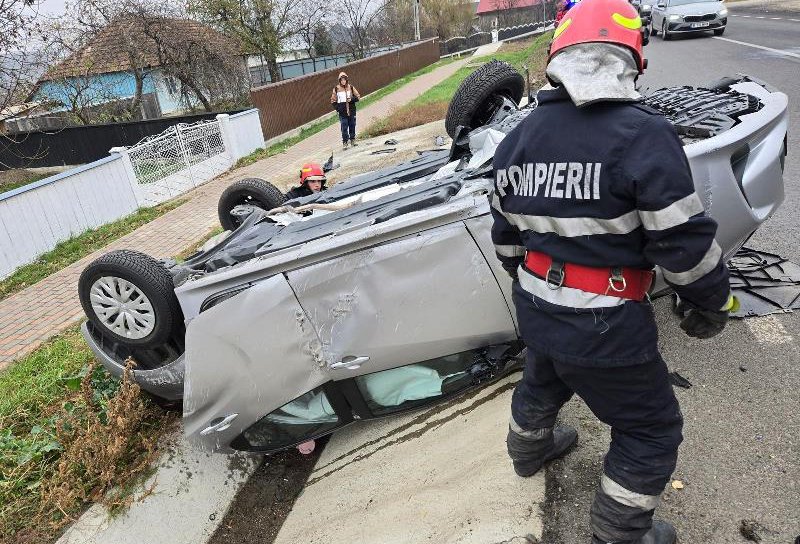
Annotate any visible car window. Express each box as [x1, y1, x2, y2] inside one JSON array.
[[354, 348, 506, 416], [231, 387, 341, 451]]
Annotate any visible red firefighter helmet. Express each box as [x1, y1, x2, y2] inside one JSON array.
[[299, 163, 326, 185], [549, 0, 646, 73]]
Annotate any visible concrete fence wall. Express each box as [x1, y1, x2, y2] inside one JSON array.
[[250, 38, 441, 140], [0, 108, 264, 279]]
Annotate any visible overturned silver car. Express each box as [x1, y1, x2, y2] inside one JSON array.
[[78, 61, 788, 454]]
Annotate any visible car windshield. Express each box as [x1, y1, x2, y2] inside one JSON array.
[[668, 0, 719, 5]]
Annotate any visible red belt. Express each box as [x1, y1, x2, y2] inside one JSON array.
[[524, 251, 654, 301]]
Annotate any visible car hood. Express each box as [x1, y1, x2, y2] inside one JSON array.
[[667, 1, 724, 15]]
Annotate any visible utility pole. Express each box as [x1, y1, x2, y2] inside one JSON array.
[[414, 0, 421, 40]]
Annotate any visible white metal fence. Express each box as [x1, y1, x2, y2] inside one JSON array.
[[124, 119, 232, 205], [0, 109, 265, 279]]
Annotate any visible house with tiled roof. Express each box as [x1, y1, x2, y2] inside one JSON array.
[[34, 17, 241, 120]]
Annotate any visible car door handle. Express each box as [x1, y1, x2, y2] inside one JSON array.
[[199, 413, 238, 436], [330, 356, 370, 370]]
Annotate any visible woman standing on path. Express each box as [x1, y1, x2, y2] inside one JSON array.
[[331, 72, 361, 149]]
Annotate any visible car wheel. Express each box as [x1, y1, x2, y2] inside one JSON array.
[[218, 178, 286, 231], [444, 59, 525, 138], [79, 250, 183, 350], [713, 27, 725, 36], [662, 21, 672, 40], [650, 20, 658, 35]]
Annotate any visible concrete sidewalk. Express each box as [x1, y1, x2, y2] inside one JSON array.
[[272, 374, 546, 544], [0, 56, 469, 369]]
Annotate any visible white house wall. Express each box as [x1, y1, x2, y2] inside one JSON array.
[[152, 69, 185, 115]]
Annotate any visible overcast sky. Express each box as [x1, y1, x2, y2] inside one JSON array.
[[37, 0, 67, 18]]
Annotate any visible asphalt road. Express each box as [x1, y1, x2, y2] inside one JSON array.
[[544, 7, 800, 544]]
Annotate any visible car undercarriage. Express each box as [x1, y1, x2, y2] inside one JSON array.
[[77, 62, 787, 454]]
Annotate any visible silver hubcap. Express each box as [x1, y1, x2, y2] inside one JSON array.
[[90, 276, 156, 339]]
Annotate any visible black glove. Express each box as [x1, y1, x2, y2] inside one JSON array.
[[503, 264, 519, 282], [680, 309, 728, 339]]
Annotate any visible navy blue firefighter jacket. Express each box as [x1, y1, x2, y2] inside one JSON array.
[[491, 86, 730, 367]]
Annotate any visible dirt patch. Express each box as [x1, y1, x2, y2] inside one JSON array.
[[208, 442, 326, 544]]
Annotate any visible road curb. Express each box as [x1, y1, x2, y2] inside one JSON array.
[[55, 435, 260, 544]]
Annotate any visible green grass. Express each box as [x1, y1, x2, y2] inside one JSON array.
[[0, 199, 185, 302], [0, 330, 95, 436], [410, 31, 554, 109], [175, 225, 225, 261], [234, 57, 460, 169], [0, 327, 171, 542], [363, 32, 553, 138], [0, 171, 50, 194]]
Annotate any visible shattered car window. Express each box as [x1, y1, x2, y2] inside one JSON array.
[[236, 388, 340, 450]]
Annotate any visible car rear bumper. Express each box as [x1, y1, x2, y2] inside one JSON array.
[[667, 17, 726, 32], [80, 321, 185, 401]]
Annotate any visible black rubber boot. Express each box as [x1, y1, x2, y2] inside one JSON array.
[[591, 520, 676, 544], [507, 424, 578, 477]]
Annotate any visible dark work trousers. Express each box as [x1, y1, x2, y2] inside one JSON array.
[[511, 349, 684, 542], [339, 113, 356, 143]]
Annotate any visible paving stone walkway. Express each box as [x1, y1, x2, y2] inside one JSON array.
[[0, 57, 471, 369]]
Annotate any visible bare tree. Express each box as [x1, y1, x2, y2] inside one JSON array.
[[376, 0, 474, 43], [190, 0, 318, 83], [132, 8, 250, 111], [41, 0, 162, 122], [37, 0, 249, 119], [1, 0, 42, 117], [376, 0, 414, 45], [297, 8, 331, 62], [338, 0, 385, 59], [421, 0, 473, 39]]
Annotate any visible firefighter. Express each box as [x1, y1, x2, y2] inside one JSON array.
[[286, 162, 327, 200], [491, 0, 735, 542]]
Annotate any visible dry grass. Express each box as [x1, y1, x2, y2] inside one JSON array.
[[362, 32, 553, 138], [1, 331, 175, 544], [362, 102, 450, 138]]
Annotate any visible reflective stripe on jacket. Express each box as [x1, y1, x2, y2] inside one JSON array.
[[491, 86, 730, 366]]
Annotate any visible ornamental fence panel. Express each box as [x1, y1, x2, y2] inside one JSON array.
[[126, 119, 231, 205]]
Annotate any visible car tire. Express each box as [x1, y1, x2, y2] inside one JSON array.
[[218, 178, 286, 231], [445, 59, 525, 138], [650, 20, 658, 35], [713, 27, 725, 36], [79, 250, 183, 350], [662, 21, 672, 40]]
